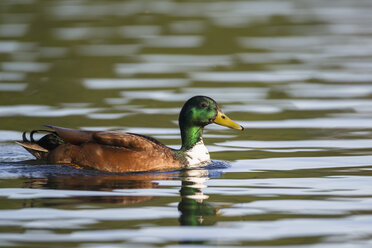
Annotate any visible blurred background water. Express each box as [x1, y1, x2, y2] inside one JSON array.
[[1, 0, 372, 247]]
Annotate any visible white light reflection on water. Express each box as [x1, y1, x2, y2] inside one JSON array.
[[205, 176, 372, 197], [238, 36, 372, 50], [0, 131, 22, 142], [1, 62, 50, 73], [0, 216, 371, 244], [191, 71, 372, 83], [78, 44, 141, 56], [218, 139, 372, 149], [240, 118, 372, 129], [230, 198, 372, 215], [116, 62, 216, 75], [140, 54, 233, 66], [142, 35, 204, 48], [0, 206, 178, 221], [0, 83, 27, 91], [0, 105, 102, 117], [190, 71, 309, 83], [53, 27, 115, 40], [83, 78, 189, 89], [282, 99, 372, 111], [0, 72, 25, 81], [119, 88, 268, 102], [282, 83, 372, 98], [231, 156, 372, 172], [0, 188, 178, 199], [0, 41, 35, 53]]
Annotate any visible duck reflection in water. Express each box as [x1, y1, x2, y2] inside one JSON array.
[[22, 166, 218, 226], [178, 168, 218, 226], [22, 173, 177, 206]]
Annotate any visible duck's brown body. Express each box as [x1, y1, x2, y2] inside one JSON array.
[[17, 126, 183, 173]]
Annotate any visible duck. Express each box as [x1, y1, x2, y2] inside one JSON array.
[[16, 96, 244, 173]]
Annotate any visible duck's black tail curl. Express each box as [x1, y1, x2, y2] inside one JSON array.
[[16, 129, 65, 160]]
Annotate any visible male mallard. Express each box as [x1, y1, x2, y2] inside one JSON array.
[[16, 96, 243, 173]]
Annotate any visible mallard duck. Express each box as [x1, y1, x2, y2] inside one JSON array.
[[16, 96, 243, 173]]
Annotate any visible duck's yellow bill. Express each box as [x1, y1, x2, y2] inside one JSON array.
[[214, 110, 244, 131]]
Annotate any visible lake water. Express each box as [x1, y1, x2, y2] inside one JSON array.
[[1, 0, 372, 247]]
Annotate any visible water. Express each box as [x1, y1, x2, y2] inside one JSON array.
[[1, 0, 372, 247]]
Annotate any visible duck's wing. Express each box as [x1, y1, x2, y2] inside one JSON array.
[[93, 131, 159, 151], [45, 125, 95, 145], [46, 125, 163, 151]]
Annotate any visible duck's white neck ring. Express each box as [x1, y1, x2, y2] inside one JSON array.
[[184, 139, 211, 167]]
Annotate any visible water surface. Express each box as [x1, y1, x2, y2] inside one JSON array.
[[1, 0, 372, 247]]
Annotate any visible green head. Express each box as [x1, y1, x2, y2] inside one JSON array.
[[178, 96, 243, 150]]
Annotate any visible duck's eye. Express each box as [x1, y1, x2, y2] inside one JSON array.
[[200, 103, 208, 108]]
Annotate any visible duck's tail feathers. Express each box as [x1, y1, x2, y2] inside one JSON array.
[[16, 129, 65, 160], [15, 140, 49, 160]]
